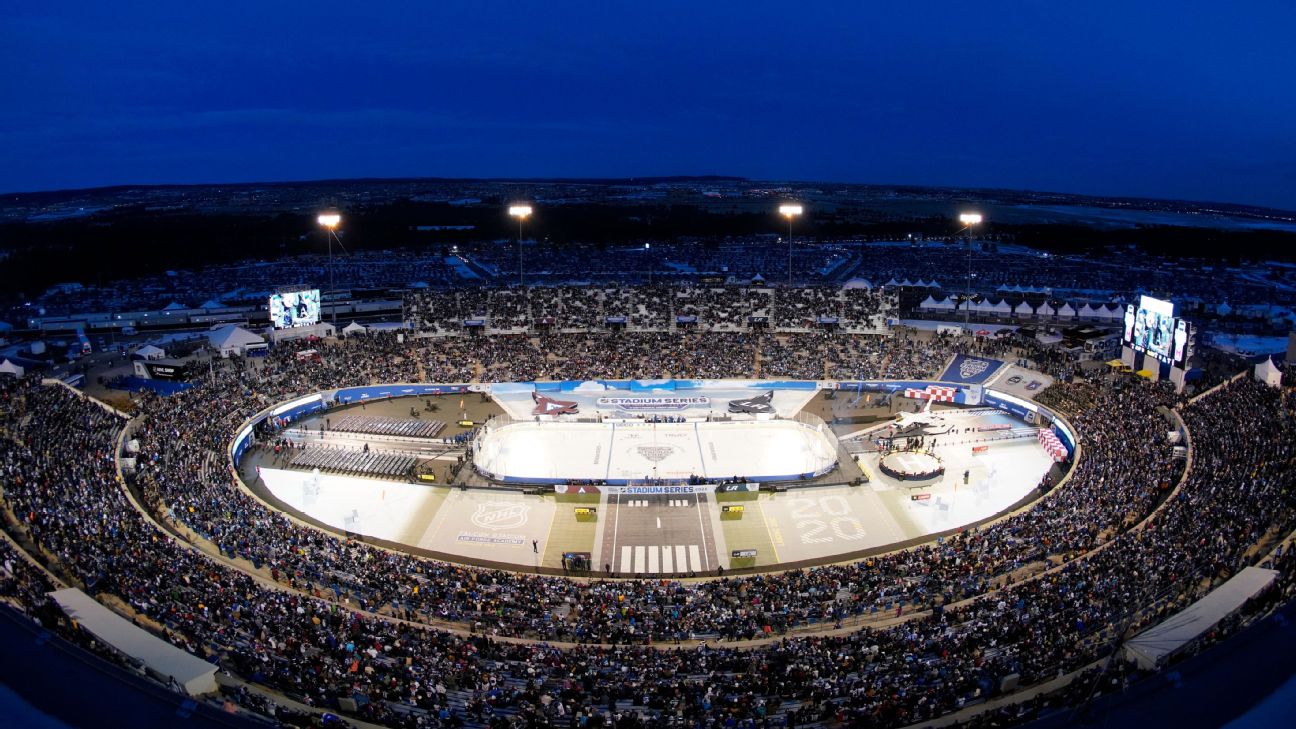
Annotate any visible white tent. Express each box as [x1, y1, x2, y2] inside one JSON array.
[[1056, 303, 1077, 319], [342, 321, 368, 336], [991, 299, 1013, 316], [1124, 567, 1278, 670], [1077, 303, 1099, 319], [1014, 301, 1034, 318], [1255, 357, 1282, 387], [0, 358, 24, 377], [208, 324, 265, 358], [50, 588, 218, 695], [918, 295, 942, 311], [1097, 304, 1121, 321], [1036, 301, 1056, 318], [842, 278, 873, 289], [133, 344, 166, 360]]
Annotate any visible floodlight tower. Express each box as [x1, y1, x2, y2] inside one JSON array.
[[958, 212, 983, 325], [317, 212, 342, 325], [509, 205, 532, 287], [779, 204, 803, 286]]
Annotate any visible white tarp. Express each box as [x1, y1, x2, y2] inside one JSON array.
[[1124, 566, 1278, 670], [1255, 357, 1282, 387], [48, 588, 218, 695], [133, 344, 166, 360], [208, 324, 265, 357]]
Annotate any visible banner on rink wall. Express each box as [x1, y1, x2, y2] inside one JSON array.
[[836, 380, 983, 406], [333, 384, 469, 403]]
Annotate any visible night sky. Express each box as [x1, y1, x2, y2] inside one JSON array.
[[2, 2, 1293, 209]]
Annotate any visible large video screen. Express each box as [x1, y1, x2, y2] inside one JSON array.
[[269, 289, 320, 329], [1172, 318, 1189, 366], [1129, 295, 1176, 362]]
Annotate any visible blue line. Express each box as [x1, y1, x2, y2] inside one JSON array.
[[606, 422, 616, 481], [695, 422, 708, 478]]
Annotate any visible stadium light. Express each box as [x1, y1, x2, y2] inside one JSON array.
[[318, 211, 342, 326], [509, 205, 532, 287], [959, 212, 983, 324], [779, 204, 803, 285]]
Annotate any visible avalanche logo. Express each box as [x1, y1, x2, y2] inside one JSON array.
[[470, 502, 530, 530], [532, 392, 579, 415], [959, 358, 991, 380]]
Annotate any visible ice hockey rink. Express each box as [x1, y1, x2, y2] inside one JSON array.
[[474, 419, 839, 483]]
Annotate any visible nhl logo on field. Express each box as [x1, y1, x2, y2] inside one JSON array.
[[959, 358, 990, 380], [471, 502, 529, 530]]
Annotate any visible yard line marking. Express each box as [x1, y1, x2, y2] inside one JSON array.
[[634, 545, 646, 573], [661, 545, 673, 573], [620, 545, 632, 574], [648, 546, 660, 573], [688, 544, 702, 573], [675, 545, 688, 574]]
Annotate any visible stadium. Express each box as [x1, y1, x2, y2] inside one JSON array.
[[2, 222, 1295, 729]]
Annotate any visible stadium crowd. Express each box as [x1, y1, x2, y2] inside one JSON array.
[[1, 326, 1294, 727]]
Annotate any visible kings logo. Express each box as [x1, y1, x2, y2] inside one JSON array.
[[958, 358, 990, 380], [470, 502, 529, 530]]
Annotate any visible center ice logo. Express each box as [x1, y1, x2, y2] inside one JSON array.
[[635, 445, 679, 462], [470, 502, 529, 530], [959, 358, 990, 380]]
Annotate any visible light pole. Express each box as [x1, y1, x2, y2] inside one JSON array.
[[644, 242, 652, 286], [779, 204, 803, 286], [317, 212, 342, 326], [958, 212, 982, 325], [509, 205, 532, 287]]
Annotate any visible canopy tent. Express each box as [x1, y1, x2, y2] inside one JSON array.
[[131, 344, 166, 360], [1056, 303, 1077, 319], [1255, 357, 1282, 387], [1098, 304, 1122, 321], [49, 588, 218, 695], [0, 358, 24, 377], [1135, 369, 1155, 379], [208, 324, 265, 358], [1013, 301, 1034, 317], [1124, 567, 1278, 670], [1077, 303, 1099, 319], [1036, 301, 1056, 318], [842, 277, 873, 289], [342, 321, 368, 336], [991, 299, 1013, 316]]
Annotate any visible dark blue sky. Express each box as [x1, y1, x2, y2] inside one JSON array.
[[2, 2, 1293, 209]]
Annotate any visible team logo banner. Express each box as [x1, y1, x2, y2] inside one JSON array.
[[728, 391, 775, 414], [532, 392, 579, 415], [939, 355, 1005, 384]]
